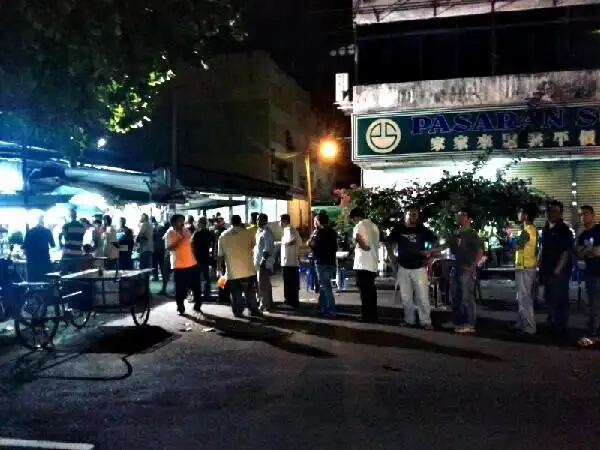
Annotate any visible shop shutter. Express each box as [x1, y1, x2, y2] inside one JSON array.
[[575, 160, 600, 216], [504, 161, 573, 226]]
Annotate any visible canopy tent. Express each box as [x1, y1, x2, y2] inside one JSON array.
[[183, 195, 247, 211], [176, 164, 291, 200]]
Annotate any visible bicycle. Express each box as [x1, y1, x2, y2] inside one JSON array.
[[14, 272, 92, 350]]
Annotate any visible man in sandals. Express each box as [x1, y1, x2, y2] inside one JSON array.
[[577, 205, 600, 347]]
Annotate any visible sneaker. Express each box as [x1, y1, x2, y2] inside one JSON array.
[[193, 304, 203, 314], [455, 324, 476, 334]]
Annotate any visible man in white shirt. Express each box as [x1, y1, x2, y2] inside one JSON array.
[[254, 213, 275, 312], [350, 208, 380, 322], [217, 215, 261, 317], [280, 214, 300, 308], [102, 215, 119, 270]]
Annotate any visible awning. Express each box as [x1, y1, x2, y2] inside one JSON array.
[[29, 165, 185, 204], [0, 194, 73, 208], [184, 196, 246, 211], [177, 164, 291, 199]]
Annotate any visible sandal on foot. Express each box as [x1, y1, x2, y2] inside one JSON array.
[[578, 336, 599, 347]]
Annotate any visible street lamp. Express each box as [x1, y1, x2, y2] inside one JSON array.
[[305, 139, 339, 232], [97, 137, 107, 148]]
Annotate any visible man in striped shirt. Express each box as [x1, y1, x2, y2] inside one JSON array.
[[60, 208, 85, 273]]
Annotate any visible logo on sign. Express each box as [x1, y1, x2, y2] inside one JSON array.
[[365, 119, 401, 153]]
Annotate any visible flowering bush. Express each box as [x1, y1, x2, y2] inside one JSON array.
[[335, 168, 548, 241]]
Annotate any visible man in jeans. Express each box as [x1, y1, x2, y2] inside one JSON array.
[[192, 217, 215, 301], [539, 200, 573, 336], [576, 205, 600, 346], [217, 215, 261, 317], [513, 204, 539, 334], [308, 211, 338, 317], [387, 207, 437, 329], [349, 208, 380, 322], [447, 209, 484, 334], [137, 213, 154, 270]]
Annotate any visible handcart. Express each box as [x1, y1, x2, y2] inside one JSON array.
[[14, 267, 153, 350]]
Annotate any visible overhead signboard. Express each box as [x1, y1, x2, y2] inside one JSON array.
[[353, 104, 600, 160]]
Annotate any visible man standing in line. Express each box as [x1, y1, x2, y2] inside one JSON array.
[[349, 208, 380, 323], [217, 215, 262, 317], [60, 208, 85, 274], [254, 213, 275, 312], [386, 206, 436, 329], [102, 215, 119, 270], [165, 214, 203, 315], [308, 211, 338, 317], [513, 204, 539, 335], [280, 214, 300, 308], [23, 216, 55, 281], [137, 213, 154, 270], [192, 217, 215, 301], [576, 205, 600, 346], [539, 200, 574, 336], [186, 215, 196, 235], [247, 212, 259, 232], [156, 220, 171, 295], [118, 217, 135, 270], [447, 209, 484, 334]]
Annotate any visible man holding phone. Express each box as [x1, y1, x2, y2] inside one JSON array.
[[165, 214, 203, 315]]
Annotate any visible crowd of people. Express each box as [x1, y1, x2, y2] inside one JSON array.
[[19, 199, 600, 347]]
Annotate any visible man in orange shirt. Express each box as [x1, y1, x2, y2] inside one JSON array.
[[165, 214, 203, 315]]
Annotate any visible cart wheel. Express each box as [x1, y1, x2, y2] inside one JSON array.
[[15, 290, 59, 350], [68, 309, 92, 330], [131, 296, 150, 326]]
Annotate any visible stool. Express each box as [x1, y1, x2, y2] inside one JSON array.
[[336, 268, 347, 289], [299, 261, 318, 292]]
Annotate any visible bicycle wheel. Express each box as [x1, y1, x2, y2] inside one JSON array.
[[131, 295, 150, 326], [15, 290, 59, 350]]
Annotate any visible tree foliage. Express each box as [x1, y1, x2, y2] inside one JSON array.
[[0, 0, 243, 155], [336, 165, 550, 241]]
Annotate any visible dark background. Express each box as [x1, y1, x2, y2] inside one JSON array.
[[233, 0, 359, 188]]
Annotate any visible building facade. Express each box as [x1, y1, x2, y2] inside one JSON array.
[[351, 1, 600, 225], [167, 51, 334, 228]]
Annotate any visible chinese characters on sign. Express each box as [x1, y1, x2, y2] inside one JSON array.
[[425, 130, 596, 152]]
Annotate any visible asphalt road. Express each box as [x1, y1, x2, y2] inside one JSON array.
[[0, 284, 599, 450]]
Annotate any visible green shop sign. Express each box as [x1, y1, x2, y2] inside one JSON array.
[[353, 104, 600, 159]]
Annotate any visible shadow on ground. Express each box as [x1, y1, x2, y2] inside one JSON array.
[[261, 314, 502, 362], [183, 313, 336, 359], [2, 325, 177, 391], [287, 301, 590, 349]]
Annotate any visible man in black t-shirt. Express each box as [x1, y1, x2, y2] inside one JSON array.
[[23, 216, 55, 281], [192, 217, 215, 300], [308, 212, 338, 317], [387, 206, 437, 328], [576, 204, 600, 345], [540, 200, 574, 335]]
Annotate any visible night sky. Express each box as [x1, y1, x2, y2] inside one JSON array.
[[236, 0, 359, 187]]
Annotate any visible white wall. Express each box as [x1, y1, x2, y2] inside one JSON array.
[[362, 158, 513, 189]]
